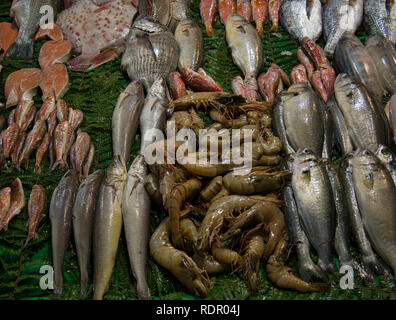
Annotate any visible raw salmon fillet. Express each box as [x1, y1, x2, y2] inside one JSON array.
[[0, 23, 18, 59], [39, 63, 69, 100], [5, 68, 41, 108], [35, 23, 64, 42], [39, 40, 72, 69]]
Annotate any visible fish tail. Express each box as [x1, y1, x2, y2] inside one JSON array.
[[54, 270, 64, 298], [51, 160, 62, 171], [80, 269, 89, 298], [5, 38, 34, 61]]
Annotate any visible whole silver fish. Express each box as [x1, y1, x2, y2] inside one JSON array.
[[363, 0, 396, 44], [225, 13, 264, 77], [365, 34, 396, 95], [327, 95, 353, 155], [273, 83, 331, 158], [139, 77, 168, 154], [50, 169, 79, 298], [375, 144, 396, 185], [351, 149, 396, 277], [112, 81, 145, 163], [121, 16, 180, 90], [334, 73, 391, 152], [5, 0, 60, 60], [291, 148, 337, 273], [72, 169, 105, 298], [323, 0, 363, 56], [122, 155, 151, 300], [279, 0, 322, 42], [93, 155, 127, 300], [175, 18, 204, 71], [334, 32, 386, 104]]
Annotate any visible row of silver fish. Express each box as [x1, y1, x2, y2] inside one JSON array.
[[279, 0, 395, 55], [50, 154, 152, 300]]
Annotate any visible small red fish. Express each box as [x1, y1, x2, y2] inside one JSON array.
[[56, 99, 69, 123], [16, 100, 37, 132], [18, 120, 47, 168], [47, 110, 58, 137], [34, 132, 50, 174], [68, 109, 84, 131], [251, 0, 268, 37], [3, 122, 20, 158], [167, 71, 187, 100], [219, 0, 237, 24], [71, 131, 91, 177], [237, 0, 252, 22], [36, 96, 56, 122], [181, 67, 222, 92], [83, 143, 95, 178], [200, 0, 218, 37], [0, 178, 25, 232], [268, 0, 283, 32], [244, 73, 259, 101], [291, 64, 309, 84], [10, 131, 26, 171], [24, 185, 46, 247]]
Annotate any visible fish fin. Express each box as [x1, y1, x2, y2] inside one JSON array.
[[6, 88, 19, 108], [68, 55, 94, 72], [5, 38, 34, 61], [86, 48, 119, 70]]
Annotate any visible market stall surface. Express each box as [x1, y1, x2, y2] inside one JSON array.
[[0, 0, 395, 300]]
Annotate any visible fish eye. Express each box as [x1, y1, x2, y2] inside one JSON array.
[[364, 150, 370, 156]]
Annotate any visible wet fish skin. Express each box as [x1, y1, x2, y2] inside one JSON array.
[[72, 169, 104, 298], [338, 154, 388, 280], [363, 0, 396, 44], [323, 0, 363, 56], [281, 160, 326, 281], [175, 19, 204, 72], [15, 100, 35, 131], [273, 83, 328, 158], [351, 149, 396, 277], [5, 0, 60, 60], [52, 121, 72, 170], [25, 185, 46, 247], [200, 0, 217, 37], [389, 94, 396, 144], [112, 81, 145, 163], [291, 148, 337, 274], [327, 95, 353, 155], [0, 178, 25, 232], [122, 155, 152, 300], [68, 109, 84, 131], [93, 155, 127, 300], [140, 77, 168, 154], [50, 169, 79, 298], [121, 17, 180, 91], [334, 32, 386, 104], [334, 73, 391, 152], [56, 99, 68, 123], [10, 132, 26, 171], [375, 144, 396, 186], [169, 0, 190, 31], [279, 0, 322, 43], [225, 13, 264, 77], [365, 34, 396, 95]]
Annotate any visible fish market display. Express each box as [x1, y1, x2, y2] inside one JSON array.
[[1, 0, 396, 302], [279, 0, 322, 42], [322, 0, 363, 56], [57, 0, 137, 71], [363, 0, 396, 44], [5, 0, 60, 60]]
